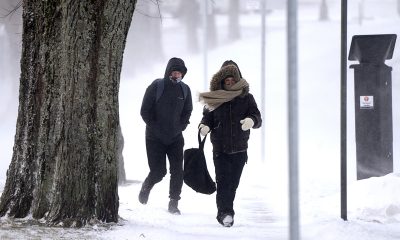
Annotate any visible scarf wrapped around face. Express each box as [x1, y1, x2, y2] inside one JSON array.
[[199, 79, 249, 111]]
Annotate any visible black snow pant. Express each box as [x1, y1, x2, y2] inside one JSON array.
[[213, 151, 247, 219], [143, 134, 184, 200]]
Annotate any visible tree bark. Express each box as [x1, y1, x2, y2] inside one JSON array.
[[0, 0, 135, 226]]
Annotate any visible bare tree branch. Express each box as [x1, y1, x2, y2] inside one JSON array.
[[0, 1, 22, 19]]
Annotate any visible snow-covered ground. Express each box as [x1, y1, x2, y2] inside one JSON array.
[[1, 1, 400, 239]]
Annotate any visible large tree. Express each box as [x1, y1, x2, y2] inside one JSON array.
[[0, 0, 135, 226]]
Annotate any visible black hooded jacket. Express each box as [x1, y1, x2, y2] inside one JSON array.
[[200, 63, 262, 154], [141, 58, 193, 144]]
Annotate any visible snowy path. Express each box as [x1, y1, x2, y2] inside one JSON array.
[[0, 161, 287, 240], [110, 163, 288, 240]]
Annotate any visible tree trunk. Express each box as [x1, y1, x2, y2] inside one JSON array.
[[177, 0, 200, 53], [0, 0, 135, 226], [319, 0, 329, 21], [398, 0, 400, 16], [206, 5, 217, 49], [228, 0, 240, 41]]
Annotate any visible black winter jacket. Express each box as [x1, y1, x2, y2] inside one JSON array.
[[200, 65, 262, 154], [201, 94, 261, 154], [141, 58, 193, 144]]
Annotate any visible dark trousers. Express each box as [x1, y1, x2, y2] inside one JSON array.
[[143, 135, 184, 200], [213, 151, 247, 217]]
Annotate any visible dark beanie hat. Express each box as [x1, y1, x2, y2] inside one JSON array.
[[221, 60, 242, 78]]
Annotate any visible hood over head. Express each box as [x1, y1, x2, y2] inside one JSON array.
[[164, 57, 187, 79], [209, 65, 249, 95], [220, 60, 243, 78]]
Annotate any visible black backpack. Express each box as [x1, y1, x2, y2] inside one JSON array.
[[155, 78, 189, 102]]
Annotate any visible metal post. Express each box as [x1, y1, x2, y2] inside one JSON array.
[[340, 0, 348, 221], [261, 0, 267, 162], [287, 0, 299, 239]]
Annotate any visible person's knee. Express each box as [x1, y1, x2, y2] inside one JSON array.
[[150, 169, 167, 182], [169, 166, 183, 176], [154, 170, 167, 182]]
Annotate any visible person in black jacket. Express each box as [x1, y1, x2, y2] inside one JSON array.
[[198, 60, 262, 227], [139, 57, 193, 215]]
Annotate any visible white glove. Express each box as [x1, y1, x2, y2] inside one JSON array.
[[199, 124, 210, 136], [240, 118, 254, 131]]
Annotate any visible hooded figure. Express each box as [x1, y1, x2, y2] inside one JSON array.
[[198, 60, 262, 227], [139, 57, 193, 215], [141, 57, 191, 144]]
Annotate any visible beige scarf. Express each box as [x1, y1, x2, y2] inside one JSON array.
[[199, 79, 249, 111]]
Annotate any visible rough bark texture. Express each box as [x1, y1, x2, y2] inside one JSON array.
[[0, 0, 135, 226]]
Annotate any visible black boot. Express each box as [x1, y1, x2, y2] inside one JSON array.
[[138, 180, 152, 204], [168, 199, 181, 215]]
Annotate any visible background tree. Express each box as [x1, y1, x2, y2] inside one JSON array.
[[206, 2, 217, 49], [177, 0, 200, 53], [319, 0, 329, 21], [398, 0, 400, 16], [0, 0, 135, 226], [0, 0, 22, 121], [123, 0, 164, 77], [358, 0, 365, 25], [228, 0, 240, 41]]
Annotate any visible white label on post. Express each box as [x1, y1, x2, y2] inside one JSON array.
[[360, 96, 374, 109]]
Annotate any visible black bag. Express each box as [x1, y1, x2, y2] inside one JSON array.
[[183, 130, 216, 194]]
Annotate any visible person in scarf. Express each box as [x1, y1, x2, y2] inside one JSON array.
[[198, 60, 262, 227]]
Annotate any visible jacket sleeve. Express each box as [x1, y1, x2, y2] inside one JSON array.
[[247, 94, 262, 129], [181, 86, 193, 130], [200, 106, 214, 129], [140, 82, 156, 125]]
